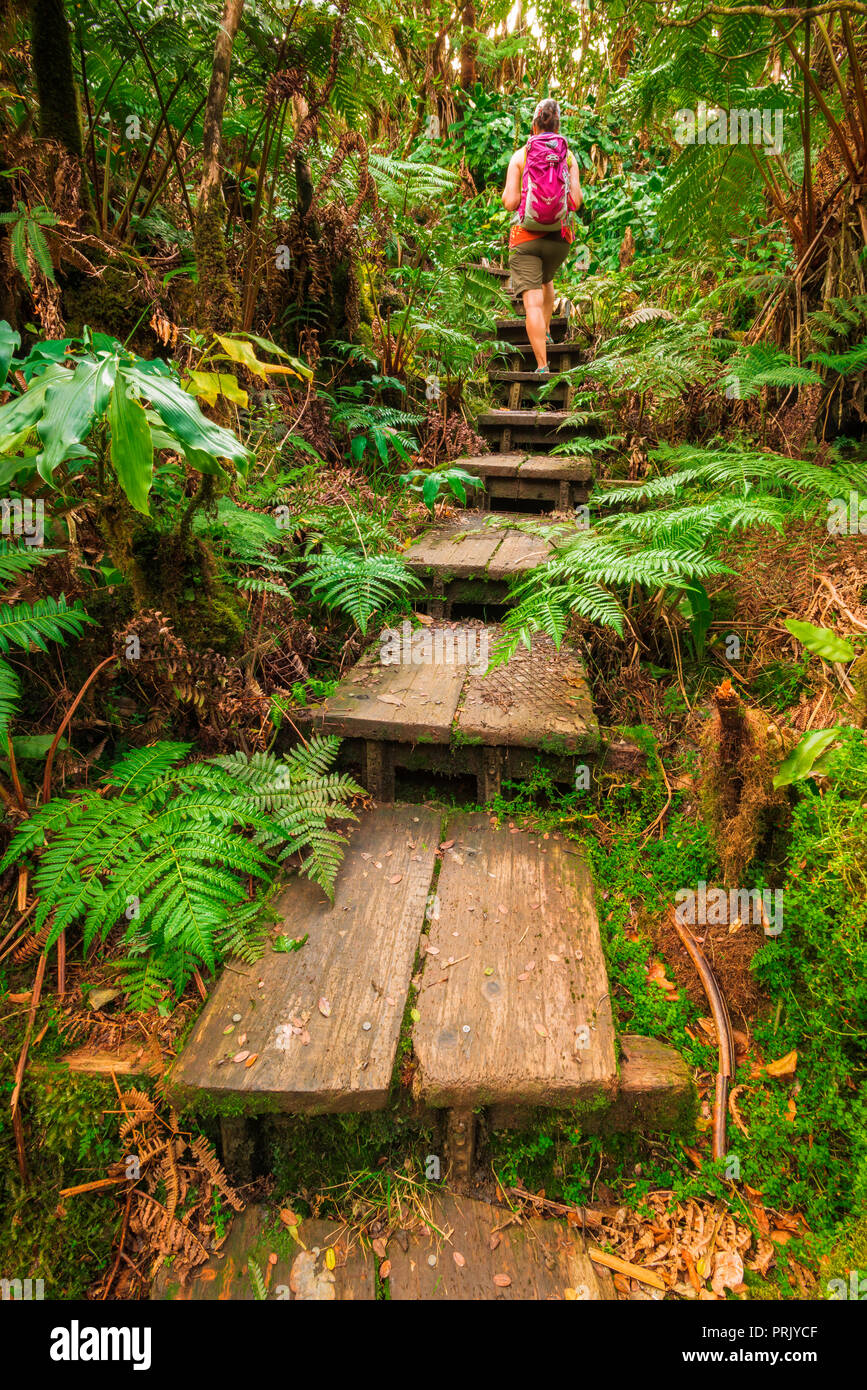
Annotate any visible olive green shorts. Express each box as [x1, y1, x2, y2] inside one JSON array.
[[509, 231, 571, 296]]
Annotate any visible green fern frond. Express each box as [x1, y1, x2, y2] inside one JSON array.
[[4, 737, 361, 1005], [296, 549, 423, 633]]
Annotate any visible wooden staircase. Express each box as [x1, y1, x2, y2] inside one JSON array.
[[162, 298, 693, 1301]]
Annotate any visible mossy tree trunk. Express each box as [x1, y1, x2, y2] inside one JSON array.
[[194, 0, 245, 332], [28, 0, 84, 157], [459, 2, 477, 91]]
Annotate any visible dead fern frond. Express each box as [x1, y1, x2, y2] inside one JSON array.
[[13, 922, 50, 962], [132, 1189, 210, 1267], [189, 1134, 245, 1211]]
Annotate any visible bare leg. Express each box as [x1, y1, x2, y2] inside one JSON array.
[[523, 286, 547, 369], [542, 279, 556, 336]]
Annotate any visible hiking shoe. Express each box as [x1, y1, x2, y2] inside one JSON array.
[[534, 365, 550, 376]]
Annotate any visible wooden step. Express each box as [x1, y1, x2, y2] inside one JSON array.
[[412, 812, 616, 1109], [494, 314, 569, 342], [451, 451, 591, 509], [300, 622, 599, 800], [402, 514, 557, 614], [153, 1207, 376, 1300], [494, 340, 578, 361], [488, 370, 572, 409], [154, 1195, 616, 1301], [381, 1194, 616, 1300], [171, 806, 442, 1113], [168, 806, 693, 1165], [477, 408, 581, 454], [169, 806, 611, 1122], [489, 370, 572, 384], [478, 409, 571, 429]]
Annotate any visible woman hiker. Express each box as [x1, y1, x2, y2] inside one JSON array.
[[501, 98, 582, 375]]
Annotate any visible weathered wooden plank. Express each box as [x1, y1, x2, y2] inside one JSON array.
[[154, 1208, 375, 1301], [519, 453, 593, 482], [412, 812, 616, 1108], [488, 370, 572, 384], [457, 633, 599, 753], [311, 637, 468, 743], [478, 409, 571, 428], [171, 806, 441, 1112], [485, 526, 553, 579], [487, 1035, 695, 1133], [494, 314, 569, 337], [450, 453, 526, 477], [384, 1195, 616, 1300], [403, 516, 502, 578]]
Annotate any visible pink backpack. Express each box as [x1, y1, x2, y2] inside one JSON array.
[[518, 133, 570, 232]]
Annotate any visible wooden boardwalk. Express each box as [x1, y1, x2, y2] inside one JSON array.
[[162, 296, 696, 1284], [412, 813, 616, 1109], [171, 804, 692, 1190]]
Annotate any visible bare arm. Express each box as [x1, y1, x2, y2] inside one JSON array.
[[569, 153, 583, 212], [501, 149, 524, 212]]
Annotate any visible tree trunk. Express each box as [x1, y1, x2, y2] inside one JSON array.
[[28, 0, 84, 158], [194, 0, 245, 332], [459, 2, 477, 91]]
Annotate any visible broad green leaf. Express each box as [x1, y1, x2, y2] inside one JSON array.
[[9, 734, 66, 759], [123, 365, 250, 468], [0, 321, 21, 387], [785, 619, 856, 663], [182, 444, 225, 477], [36, 359, 101, 481], [185, 369, 248, 409], [773, 727, 848, 788], [108, 381, 154, 515], [243, 333, 291, 361], [0, 362, 68, 450], [422, 474, 439, 511], [0, 456, 38, 487]]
